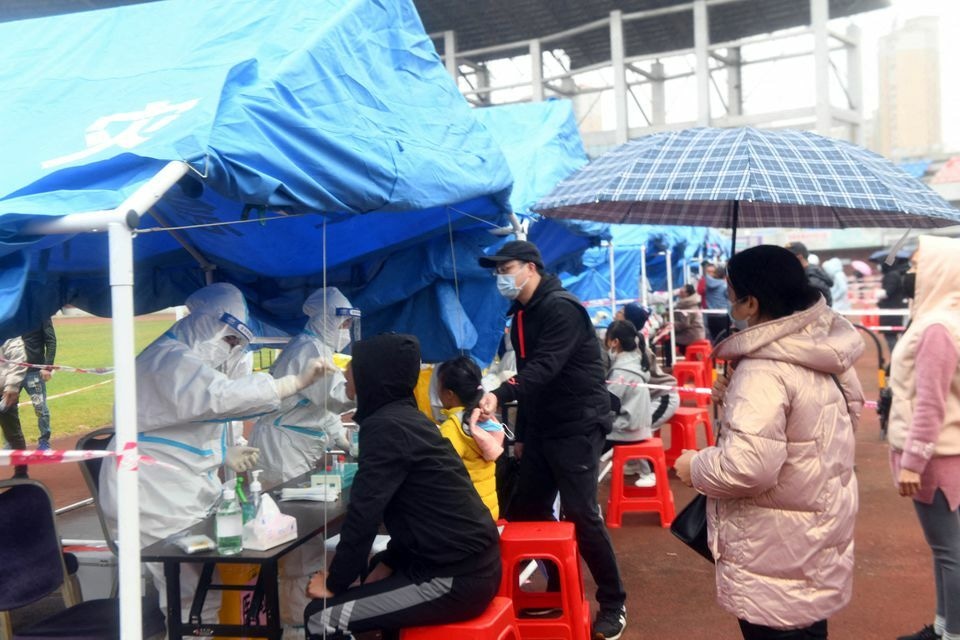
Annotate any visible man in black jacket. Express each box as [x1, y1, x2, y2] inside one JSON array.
[[785, 242, 834, 306], [304, 333, 500, 640], [22, 317, 56, 450], [477, 241, 627, 640]]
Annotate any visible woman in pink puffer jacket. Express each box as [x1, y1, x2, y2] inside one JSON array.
[[676, 245, 864, 640]]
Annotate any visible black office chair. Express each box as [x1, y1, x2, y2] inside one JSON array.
[[0, 478, 166, 639], [75, 428, 118, 558]]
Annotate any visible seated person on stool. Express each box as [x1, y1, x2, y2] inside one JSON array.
[[305, 334, 501, 640], [604, 320, 656, 488], [623, 304, 680, 430]]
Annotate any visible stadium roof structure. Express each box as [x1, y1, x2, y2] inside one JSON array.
[[5, 0, 887, 69], [417, 0, 887, 68]]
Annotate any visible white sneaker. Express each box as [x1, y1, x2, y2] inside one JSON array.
[[634, 472, 656, 488]]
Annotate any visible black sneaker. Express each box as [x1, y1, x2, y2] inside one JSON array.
[[592, 605, 626, 640], [897, 626, 941, 640]]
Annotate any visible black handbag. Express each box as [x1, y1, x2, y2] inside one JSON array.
[[670, 492, 714, 563]]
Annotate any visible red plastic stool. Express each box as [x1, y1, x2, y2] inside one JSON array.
[[684, 341, 715, 384], [497, 522, 591, 640], [400, 597, 520, 640], [606, 438, 675, 528], [671, 360, 709, 407], [664, 406, 715, 467]]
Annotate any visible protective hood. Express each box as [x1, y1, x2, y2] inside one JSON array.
[[166, 311, 248, 369], [822, 257, 844, 278], [912, 235, 960, 320], [713, 298, 863, 375], [351, 334, 421, 423], [184, 283, 249, 322], [303, 287, 353, 348]]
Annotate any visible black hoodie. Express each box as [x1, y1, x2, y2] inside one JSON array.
[[326, 334, 499, 593], [493, 274, 612, 440]]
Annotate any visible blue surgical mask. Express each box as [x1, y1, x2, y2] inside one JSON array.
[[497, 273, 528, 300], [727, 299, 749, 331]]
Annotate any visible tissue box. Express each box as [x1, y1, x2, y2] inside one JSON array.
[[242, 494, 298, 551]]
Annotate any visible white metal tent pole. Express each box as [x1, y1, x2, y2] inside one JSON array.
[[640, 245, 648, 307], [22, 160, 191, 640], [607, 240, 617, 319], [665, 249, 677, 364], [108, 220, 142, 640]]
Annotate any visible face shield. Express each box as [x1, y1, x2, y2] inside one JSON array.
[[194, 312, 254, 369], [334, 307, 361, 353]]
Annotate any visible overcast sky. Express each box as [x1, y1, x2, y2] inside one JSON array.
[[854, 0, 960, 150]]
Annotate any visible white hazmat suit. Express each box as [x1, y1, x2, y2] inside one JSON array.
[[250, 287, 357, 487], [249, 287, 358, 627], [99, 310, 327, 627]]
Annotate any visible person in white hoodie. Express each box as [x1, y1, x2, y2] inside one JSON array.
[[604, 320, 656, 487], [888, 236, 960, 640], [822, 258, 850, 312]]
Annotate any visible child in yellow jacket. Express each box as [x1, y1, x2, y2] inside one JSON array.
[[435, 357, 506, 520]]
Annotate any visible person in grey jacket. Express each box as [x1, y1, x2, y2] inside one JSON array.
[[0, 337, 28, 477], [604, 320, 656, 487], [622, 303, 680, 430]]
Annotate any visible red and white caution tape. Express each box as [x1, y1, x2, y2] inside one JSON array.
[[0, 358, 114, 375], [606, 376, 712, 396], [0, 447, 178, 470]]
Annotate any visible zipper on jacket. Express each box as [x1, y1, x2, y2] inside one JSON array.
[[517, 309, 526, 360]]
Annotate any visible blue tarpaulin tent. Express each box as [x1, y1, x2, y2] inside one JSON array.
[[561, 224, 728, 316], [474, 100, 610, 273], [0, 0, 514, 348], [0, 1, 517, 635]]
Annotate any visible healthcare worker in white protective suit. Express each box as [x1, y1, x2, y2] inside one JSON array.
[[249, 287, 359, 630], [250, 287, 358, 487], [99, 309, 332, 627], [185, 282, 257, 453]]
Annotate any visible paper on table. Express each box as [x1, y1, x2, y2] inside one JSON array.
[[279, 486, 339, 502]]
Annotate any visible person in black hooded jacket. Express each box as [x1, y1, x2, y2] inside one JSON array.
[[304, 333, 500, 640], [477, 241, 627, 640]]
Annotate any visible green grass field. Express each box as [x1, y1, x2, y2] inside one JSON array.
[[16, 315, 175, 443]]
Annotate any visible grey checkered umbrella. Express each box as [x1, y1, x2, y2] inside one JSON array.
[[534, 127, 960, 232]]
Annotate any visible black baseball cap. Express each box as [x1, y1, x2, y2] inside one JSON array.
[[478, 240, 544, 269], [784, 241, 809, 259]]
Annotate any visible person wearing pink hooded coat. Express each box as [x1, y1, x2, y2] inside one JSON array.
[[676, 245, 864, 638]]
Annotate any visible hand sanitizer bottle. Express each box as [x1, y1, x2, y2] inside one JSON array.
[[216, 486, 243, 555], [247, 470, 263, 519]]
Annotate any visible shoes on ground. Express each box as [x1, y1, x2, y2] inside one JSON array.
[[634, 472, 657, 488], [37, 440, 51, 451], [897, 625, 941, 640], [593, 604, 626, 640]]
